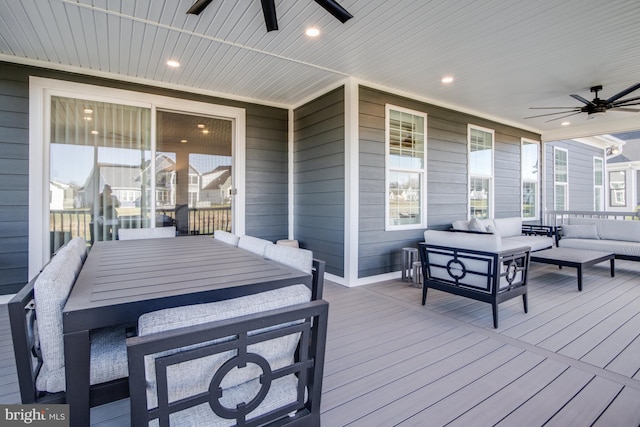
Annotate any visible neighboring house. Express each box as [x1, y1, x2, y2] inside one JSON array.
[[49, 180, 72, 210], [200, 166, 232, 206], [606, 131, 640, 212]]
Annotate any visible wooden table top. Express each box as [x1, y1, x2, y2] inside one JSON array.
[[63, 236, 311, 331]]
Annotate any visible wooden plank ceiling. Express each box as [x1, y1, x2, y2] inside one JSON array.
[[0, 0, 639, 136]]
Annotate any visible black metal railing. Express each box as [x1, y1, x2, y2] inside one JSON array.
[[50, 206, 232, 252]]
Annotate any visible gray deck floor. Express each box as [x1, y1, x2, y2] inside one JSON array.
[[1, 259, 640, 426]]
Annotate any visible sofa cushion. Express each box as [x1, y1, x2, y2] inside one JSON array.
[[559, 238, 640, 258], [567, 218, 640, 242], [493, 217, 522, 238], [425, 229, 501, 252], [468, 217, 487, 232], [238, 235, 274, 257], [503, 236, 552, 252], [562, 224, 599, 240]]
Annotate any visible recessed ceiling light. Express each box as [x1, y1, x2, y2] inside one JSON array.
[[91, 130, 99, 135], [84, 108, 93, 114], [202, 129, 209, 134], [441, 76, 454, 84], [197, 124, 205, 129], [306, 28, 320, 37], [180, 139, 188, 144], [561, 121, 571, 126], [167, 60, 180, 68]]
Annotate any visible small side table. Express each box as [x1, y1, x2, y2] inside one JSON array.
[[401, 247, 418, 282], [411, 261, 422, 287]]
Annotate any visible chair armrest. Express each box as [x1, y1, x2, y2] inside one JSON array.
[[312, 259, 325, 300]]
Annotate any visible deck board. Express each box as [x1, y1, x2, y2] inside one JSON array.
[[0, 259, 639, 426]]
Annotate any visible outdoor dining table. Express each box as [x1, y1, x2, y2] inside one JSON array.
[[62, 235, 312, 427]]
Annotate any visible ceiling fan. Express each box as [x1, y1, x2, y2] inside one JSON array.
[[525, 83, 640, 122], [187, 0, 353, 32]]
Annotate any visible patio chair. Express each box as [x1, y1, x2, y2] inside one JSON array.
[[8, 239, 130, 405], [238, 234, 274, 256], [126, 285, 329, 427], [265, 244, 326, 300], [420, 230, 531, 328], [214, 229, 240, 246], [118, 226, 177, 240]]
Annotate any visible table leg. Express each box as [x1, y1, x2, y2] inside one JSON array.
[[64, 330, 91, 427], [577, 265, 583, 292], [610, 258, 615, 277]]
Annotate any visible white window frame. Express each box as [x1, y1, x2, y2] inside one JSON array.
[[553, 147, 569, 211], [521, 138, 540, 220], [29, 77, 246, 277], [593, 156, 604, 211], [384, 104, 427, 231], [467, 125, 494, 220]]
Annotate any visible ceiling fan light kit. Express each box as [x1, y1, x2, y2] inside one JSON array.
[[187, 0, 353, 32], [525, 82, 640, 122]]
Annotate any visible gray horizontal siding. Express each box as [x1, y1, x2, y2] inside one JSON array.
[[358, 85, 540, 278], [545, 140, 603, 211], [294, 86, 345, 277], [0, 61, 290, 293], [0, 63, 29, 294]]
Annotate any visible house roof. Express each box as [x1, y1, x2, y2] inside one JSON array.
[[1, 1, 639, 141], [609, 131, 640, 163]]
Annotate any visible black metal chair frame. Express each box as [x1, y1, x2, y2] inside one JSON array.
[[127, 299, 329, 427], [7, 276, 130, 406], [311, 259, 325, 300], [419, 243, 531, 328]]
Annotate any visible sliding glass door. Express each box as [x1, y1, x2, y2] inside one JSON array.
[[48, 99, 234, 251]]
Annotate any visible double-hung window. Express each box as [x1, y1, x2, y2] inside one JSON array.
[[385, 105, 427, 230], [521, 139, 540, 219], [609, 170, 626, 207], [554, 147, 569, 210], [468, 126, 494, 219], [594, 157, 604, 210]]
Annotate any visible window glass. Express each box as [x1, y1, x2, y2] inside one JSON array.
[[609, 170, 626, 207], [469, 127, 494, 219], [521, 140, 539, 219], [386, 106, 426, 229]]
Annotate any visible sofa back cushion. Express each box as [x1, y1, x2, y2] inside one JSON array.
[[425, 229, 501, 252], [562, 224, 599, 239], [34, 247, 82, 392], [493, 217, 522, 238], [567, 217, 640, 242]]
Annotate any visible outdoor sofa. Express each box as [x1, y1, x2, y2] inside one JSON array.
[[451, 216, 554, 252], [557, 217, 640, 261]]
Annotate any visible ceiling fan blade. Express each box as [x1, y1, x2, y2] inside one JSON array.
[[524, 109, 580, 119], [187, 0, 215, 15], [612, 107, 640, 112], [606, 82, 640, 103], [545, 111, 583, 122], [261, 0, 278, 31], [613, 95, 640, 106], [314, 0, 353, 23], [528, 107, 581, 110], [570, 94, 595, 106]]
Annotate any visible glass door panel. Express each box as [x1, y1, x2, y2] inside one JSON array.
[[156, 110, 233, 235], [49, 96, 151, 251]]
